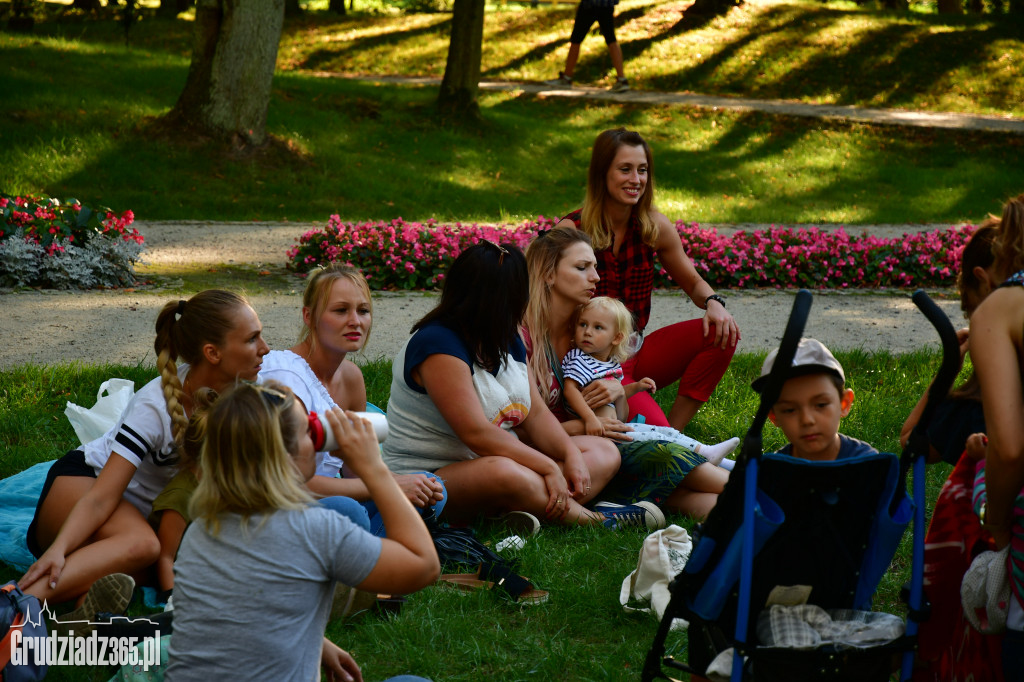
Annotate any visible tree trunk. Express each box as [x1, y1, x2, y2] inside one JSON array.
[[71, 0, 102, 10], [329, 0, 347, 14], [167, 0, 285, 147], [284, 0, 303, 16], [8, 0, 35, 31], [937, 0, 962, 12], [880, 0, 909, 9], [437, 0, 484, 118]]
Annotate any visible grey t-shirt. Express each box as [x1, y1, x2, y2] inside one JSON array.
[[165, 505, 381, 681]]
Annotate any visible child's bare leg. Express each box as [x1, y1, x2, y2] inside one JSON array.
[[680, 463, 728, 494], [662, 463, 727, 518], [664, 489, 719, 520]]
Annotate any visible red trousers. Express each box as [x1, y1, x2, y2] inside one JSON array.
[[621, 319, 736, 427]]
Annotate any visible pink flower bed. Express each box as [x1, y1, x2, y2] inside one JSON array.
[[287, 216, 975, 291], [679, 223, 972, 290]]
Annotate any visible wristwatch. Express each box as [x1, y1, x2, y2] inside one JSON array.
[[704, 294, 726, 310]]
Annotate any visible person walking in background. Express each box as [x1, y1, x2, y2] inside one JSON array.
[[546, 0, 630, 92]]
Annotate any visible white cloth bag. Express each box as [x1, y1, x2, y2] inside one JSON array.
[[962, 545, 1011, 634], [64, 378, 135, 446], [620, 524, 693, 630]]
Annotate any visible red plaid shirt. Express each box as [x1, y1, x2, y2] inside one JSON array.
[[563, 210, 656, 333]]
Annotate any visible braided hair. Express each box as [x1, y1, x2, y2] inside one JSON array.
[[153, 290, 249, 444]]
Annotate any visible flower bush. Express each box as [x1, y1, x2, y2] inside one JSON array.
[[675, 223, 973, 290], [0, 194, 145, 289], [287, 216, 557, 290], [288, 216, 975, 292]]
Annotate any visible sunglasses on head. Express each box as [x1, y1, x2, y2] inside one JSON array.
[[243, 381, 290, 408], [482, 238, 508, 266]]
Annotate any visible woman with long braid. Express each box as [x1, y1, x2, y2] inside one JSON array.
[[20, 290, 269, 618]]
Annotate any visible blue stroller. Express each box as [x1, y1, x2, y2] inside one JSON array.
[[642, 289, 961, 682]]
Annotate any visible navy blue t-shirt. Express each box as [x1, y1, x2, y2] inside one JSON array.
[[403, 322, 527, 394], [779, 434, 878, 460]]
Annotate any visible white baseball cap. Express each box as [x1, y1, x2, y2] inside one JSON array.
[[751, 337, 845, 393]]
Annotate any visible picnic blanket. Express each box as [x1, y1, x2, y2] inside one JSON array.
[[0, 461, 51, 572]]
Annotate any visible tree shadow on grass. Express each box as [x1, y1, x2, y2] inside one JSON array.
[[296, 15, 453, 71], [623, 3, 1021, 113], [647, 106, 1024, 224], [759, 19, 1019, 111], [7, 31, 1023, 227], [480, 87, 1024, 225]]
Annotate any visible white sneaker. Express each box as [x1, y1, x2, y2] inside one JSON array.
[[488, 510, 541, 537]]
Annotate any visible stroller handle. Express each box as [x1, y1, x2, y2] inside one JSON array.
[[902, 290, 961, 468], [739, 289, 813, 465]]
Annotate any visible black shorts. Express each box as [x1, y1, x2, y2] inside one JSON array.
[[570, 3, 617, 45], [26, 450, 96, 558]]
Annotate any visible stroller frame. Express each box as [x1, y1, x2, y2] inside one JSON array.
[[642, 289, 961, 682]]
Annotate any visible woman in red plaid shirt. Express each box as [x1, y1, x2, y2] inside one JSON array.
[[553, 128, 740, 432]]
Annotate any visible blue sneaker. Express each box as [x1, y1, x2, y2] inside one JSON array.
[[593, 501, 665, 530]]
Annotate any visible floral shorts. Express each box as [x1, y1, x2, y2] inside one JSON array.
[[597, 439, 707, 507]]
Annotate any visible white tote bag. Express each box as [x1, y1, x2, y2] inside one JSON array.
[[962, 545, 1011, 634], [620, 524, 693, 630], [64, 378, 135, 446]]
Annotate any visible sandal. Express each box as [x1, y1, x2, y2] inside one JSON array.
[[436, 560, 549, 605]]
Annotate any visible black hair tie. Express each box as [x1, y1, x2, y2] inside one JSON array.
[[177, 299, 187, 316]]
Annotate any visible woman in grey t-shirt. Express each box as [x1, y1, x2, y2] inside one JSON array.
[[166, 381, 438, 681]]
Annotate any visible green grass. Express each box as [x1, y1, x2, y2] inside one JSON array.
[[2, 0, 1023, 225], [14, 0, 1024, 115], [274, 0, 1024, 117], [0, 350, 956, 680]]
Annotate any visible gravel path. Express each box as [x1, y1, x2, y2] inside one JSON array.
[[324, 75, 1024, 135], [0, 221, 966, 369]]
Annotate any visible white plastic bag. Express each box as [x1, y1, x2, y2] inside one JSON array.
[[64, 378, 135, 446], [620, 524, 693, 630]]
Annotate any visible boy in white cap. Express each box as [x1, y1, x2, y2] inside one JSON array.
[[753, 338, 877, 461]]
